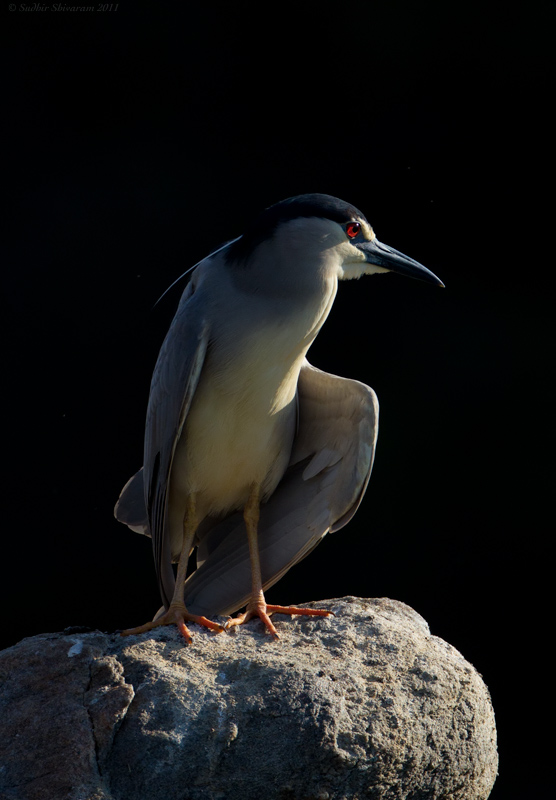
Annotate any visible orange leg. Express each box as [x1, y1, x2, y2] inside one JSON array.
[[122, 494, 224, 643], [225, 483, 333, 639]]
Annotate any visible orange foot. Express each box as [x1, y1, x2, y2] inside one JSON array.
[[225, 599, 333, 640], [121, 601, 224, 644]]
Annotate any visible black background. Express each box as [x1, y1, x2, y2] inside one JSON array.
[[4, 4, 554, 799]]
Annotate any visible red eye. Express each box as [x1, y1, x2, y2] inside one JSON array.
[[346, 221, 361, 239]]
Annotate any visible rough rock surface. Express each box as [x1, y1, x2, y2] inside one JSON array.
[[0, 597, 497, 800]]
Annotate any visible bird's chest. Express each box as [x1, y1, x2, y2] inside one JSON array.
[[170, 327, 300, 516]]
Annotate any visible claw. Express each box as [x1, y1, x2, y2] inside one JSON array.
[[121, 601, 224, 643], [226, 601, 333, 639]]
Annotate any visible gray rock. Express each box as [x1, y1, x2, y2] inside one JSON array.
[[0, 597, 497, 800]]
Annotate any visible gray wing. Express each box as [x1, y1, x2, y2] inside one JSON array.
[[182, 360, 379, 617], [115, 280, 211, 609]]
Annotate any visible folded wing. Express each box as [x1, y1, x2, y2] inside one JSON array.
[[125, 280, 211, 609]]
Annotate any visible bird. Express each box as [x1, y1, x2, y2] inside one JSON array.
[[114, 193, 443, 642]]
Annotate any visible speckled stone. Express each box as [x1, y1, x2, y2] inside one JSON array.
[[0, 597, 497, 800]]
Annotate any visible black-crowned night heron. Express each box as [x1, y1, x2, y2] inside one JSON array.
[[115, 194, 443, 642]]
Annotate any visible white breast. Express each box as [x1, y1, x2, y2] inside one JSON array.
[[169, 318, 307, 530]]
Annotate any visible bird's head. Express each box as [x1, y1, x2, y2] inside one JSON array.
[[228, 193, 443, 288]]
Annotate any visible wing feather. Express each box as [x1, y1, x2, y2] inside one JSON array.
[[143, 281, 210, 608], [114, 467, 148, 535]]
